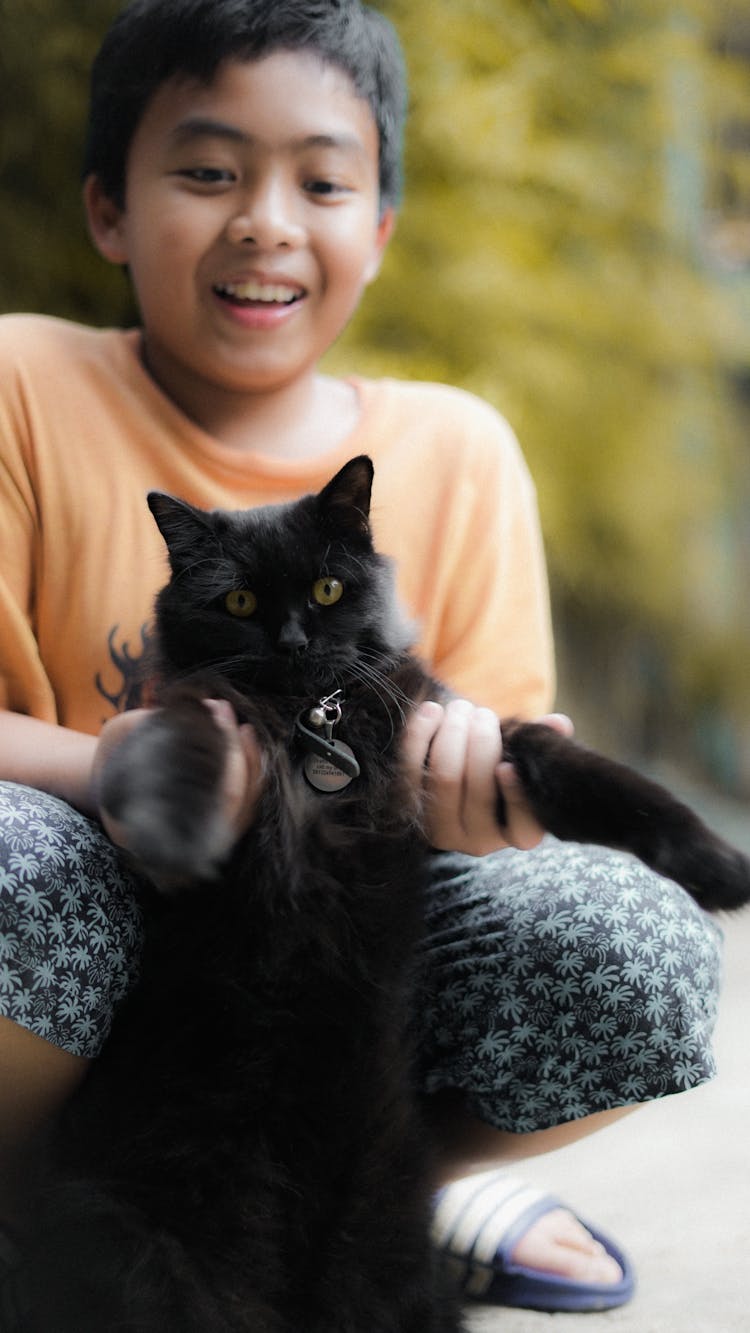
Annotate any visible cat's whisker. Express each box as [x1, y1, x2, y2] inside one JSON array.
[[170, 650, 265, 690], [344, 660, 408, 742], [342, 552, 371, 577], [345, 664, 394, 739], [355, 652, 407, 698], [170, 554, 226, 586], [354, 652, 413, 714]]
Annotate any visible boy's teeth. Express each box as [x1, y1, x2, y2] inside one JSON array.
[[216, 280, 301, 303]]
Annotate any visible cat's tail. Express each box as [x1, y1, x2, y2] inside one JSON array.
[[500, 722, 750, 914]]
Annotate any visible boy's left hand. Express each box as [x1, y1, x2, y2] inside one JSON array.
[[403, 699, 573, 856]]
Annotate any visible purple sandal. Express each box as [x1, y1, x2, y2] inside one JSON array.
[[432, 1169, 636, 1312]]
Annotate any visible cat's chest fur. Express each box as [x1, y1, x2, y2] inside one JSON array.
[[74, 659, 430, 1190]]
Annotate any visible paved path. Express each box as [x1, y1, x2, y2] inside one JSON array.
[[464, 780, 750, 1333]]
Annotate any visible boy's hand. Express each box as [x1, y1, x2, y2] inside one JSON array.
[[196, 698, 266, 846], [403, 699, 574, 856], [92, 700, 265, 874]]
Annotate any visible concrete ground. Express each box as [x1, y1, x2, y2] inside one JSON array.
[[464, 779, 750, 1333]]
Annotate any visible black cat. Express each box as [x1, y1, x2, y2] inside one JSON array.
[[10, 455, 749, 1331]]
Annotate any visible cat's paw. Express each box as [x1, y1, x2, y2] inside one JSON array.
[[653, 834, 750, 912], [97, 701, 235, 888]]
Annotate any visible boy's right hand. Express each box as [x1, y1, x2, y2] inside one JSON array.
[[92, 700, 265, 884]]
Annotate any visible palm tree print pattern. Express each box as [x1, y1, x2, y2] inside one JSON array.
[[0, 785, 723, 1128], [0, 782, 143, 1056], [417, 837, 723, 1131]]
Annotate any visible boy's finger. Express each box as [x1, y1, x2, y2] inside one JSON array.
[[203, 696, 238, 736], [460, 708, 507, 849], [496, 761, 545, 849], [203, 699, 265, 837], [539, 711, 574, 738], [420, 699, 474, 848], [238, 724, 266, 820], [224, 724, 265, 839], [402, 700, 444, 783], [426, 698, 473, 782]]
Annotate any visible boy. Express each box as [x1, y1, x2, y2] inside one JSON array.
[[0, 0, 721, 1313]]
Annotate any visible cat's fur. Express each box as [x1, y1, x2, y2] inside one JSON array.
[[11, 455, 749, 1331]]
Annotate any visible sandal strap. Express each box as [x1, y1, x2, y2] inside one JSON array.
[[432, 1171, 562, 1297]]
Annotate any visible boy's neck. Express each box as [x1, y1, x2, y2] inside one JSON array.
[[140, 338, 361, 461]]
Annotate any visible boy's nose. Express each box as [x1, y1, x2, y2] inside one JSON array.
[[226, 184, 305, 251]]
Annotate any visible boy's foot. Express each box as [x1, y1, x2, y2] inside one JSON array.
[[510, 1204, 623, 1283], [432, 1169, 636, 1312]]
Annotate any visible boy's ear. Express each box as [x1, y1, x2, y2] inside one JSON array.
[[82, 174, 129, 265], [363, 206, 396, 286]]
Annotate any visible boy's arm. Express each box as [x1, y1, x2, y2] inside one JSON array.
[[389, 396, 555, 718], [0, 705, 264, 852], [435, 446, 555, 717], [0, 711, 98, 813]]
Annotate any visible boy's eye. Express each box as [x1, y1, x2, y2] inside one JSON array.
[[304, 179, 347, 198], [225, 589, 257, 618], [312, 578, 344, 606], [176, 167, 236, 186]]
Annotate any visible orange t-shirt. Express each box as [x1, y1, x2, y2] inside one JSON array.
[[0, 314, 554, 734]]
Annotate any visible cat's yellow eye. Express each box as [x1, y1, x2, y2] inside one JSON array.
[[312, 577, 344, 607], [225, 588, 257, 618]]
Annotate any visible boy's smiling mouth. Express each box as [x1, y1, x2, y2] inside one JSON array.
[[214, 280, 305, 307]]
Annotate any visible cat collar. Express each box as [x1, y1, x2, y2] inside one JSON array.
[[294, 690, 360, 793]]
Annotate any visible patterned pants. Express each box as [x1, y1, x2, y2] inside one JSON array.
[[0, 781, 723, 1133]]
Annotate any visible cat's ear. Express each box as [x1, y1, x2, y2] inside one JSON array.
[[147, 492, 218, 571], [317, 456, 374, 537]]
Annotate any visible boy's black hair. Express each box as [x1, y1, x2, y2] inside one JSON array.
[[83, 0, 407, 213]]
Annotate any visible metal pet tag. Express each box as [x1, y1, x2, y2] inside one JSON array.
[[295, 691, 360, 794], [303, 742, 358, 793]]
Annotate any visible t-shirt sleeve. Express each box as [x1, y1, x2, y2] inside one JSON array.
[[0, 357, 57, 720], [427, 408, 555, 718]]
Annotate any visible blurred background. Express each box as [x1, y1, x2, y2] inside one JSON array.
[[1, 0, 749, 797]]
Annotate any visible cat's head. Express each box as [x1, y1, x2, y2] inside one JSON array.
[[147, 456, 414, 696]]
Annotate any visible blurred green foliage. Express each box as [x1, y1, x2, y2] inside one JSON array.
[[1, 0, 749, 784], [335, 0, 750, 784], [0, 0, 128, 320]]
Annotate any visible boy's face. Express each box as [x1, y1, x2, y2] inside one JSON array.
[[85, 51, 393, 409]]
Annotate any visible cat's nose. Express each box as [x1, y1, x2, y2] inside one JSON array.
[[277, 616, 309, 653]]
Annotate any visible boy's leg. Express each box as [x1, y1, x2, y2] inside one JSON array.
[[0, 1019, 89, 1231], [0, 781, 143, 1229], [418, 835, 723, 1304]]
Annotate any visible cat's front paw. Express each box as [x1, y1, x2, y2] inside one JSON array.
[[96, 701, 235, 888]]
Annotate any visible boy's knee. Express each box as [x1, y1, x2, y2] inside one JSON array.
[[0, 782, 143, 1057]]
